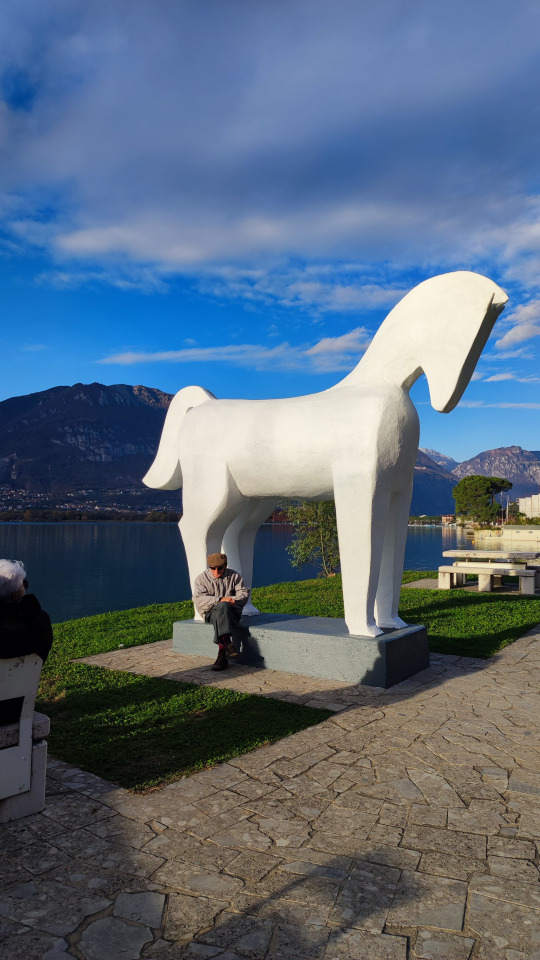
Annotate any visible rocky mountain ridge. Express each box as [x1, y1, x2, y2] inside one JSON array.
[[0, 382, 177, 511], [0, 383, 538, 514], [451, 446, 540, 498], [419, 448, 459, 472]]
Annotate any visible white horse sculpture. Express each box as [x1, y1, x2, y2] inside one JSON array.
[[144, 271, 507, 637]]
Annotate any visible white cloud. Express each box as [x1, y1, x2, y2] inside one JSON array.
[[30, 254, 409, 318], [484, 371, 540, 382], [36, 266, 169, 294], [496, 323, 540, 350], [460, 400, 540, 409], [198, 266, 407, 315], [305, 327, 372, 370], [306, 328, 369, 356], [52, 201, 431, 266], [20, 343, 47, 352], [3, 0, 540, 284], [9, 218, 55, 247], [484, 346, 535, 361], [495, 300, 540, 350], [98, 327, 372, 374]]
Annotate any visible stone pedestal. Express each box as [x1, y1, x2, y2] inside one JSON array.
[[172, 614, 429, 689]]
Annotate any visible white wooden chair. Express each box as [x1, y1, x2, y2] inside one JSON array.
[[0, 654, 50, 822]]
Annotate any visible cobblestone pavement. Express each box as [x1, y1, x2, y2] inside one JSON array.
[[2, 628, 540, 959]]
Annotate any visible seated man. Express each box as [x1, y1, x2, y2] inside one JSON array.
[[0, 559, 53, 724], [193, 553, 249, 671]]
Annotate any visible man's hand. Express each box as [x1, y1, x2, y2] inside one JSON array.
[[219, 596, 236, 604]]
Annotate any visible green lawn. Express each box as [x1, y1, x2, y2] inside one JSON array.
[[254, 573, 540, 659], [39, 597, 332, 792], [38, 572, 540, 791]]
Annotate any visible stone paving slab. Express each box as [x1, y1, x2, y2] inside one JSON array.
[[3, 625, 540, 957]]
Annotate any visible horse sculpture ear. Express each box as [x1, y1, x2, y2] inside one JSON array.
[[421, 273, 508, 414]]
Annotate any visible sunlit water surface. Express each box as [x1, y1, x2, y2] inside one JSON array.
[[0, 522, 470, 623]]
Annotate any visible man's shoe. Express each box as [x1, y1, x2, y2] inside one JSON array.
[[211, 650, 228, 671], [225, 641, 238, 657]]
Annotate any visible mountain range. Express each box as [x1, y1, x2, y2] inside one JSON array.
[[0, 382, 538, 515], [0, 383, 177, 512]]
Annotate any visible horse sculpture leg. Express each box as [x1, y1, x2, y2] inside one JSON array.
[[179, 466, 245, 621], [334, 470, 389, 637], [374, 483, 412, 629], [221, 498, 279, 616]]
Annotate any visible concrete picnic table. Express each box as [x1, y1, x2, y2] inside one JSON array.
[[442, 549, 540, 563], [439, 549, 540, 593]]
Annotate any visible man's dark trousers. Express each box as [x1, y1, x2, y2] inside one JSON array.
[[205, 603, 242, 644]]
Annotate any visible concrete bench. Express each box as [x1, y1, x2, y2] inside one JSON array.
[[527, 562, 540, 590], [438, 563, 537, 594], [0, 654, 50, 822]]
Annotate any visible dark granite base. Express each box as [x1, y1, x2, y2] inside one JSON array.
[[172, 613, 429, 688]]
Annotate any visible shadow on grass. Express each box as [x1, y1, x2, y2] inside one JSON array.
[[38, 664, 332, 792], [41, 577, 540, 790], [50, 624, 503, 793]]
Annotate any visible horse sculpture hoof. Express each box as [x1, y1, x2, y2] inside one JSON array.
[[378, 616, 408, 630], [349, 623, 384, 638], [242, 602, 261, 616]]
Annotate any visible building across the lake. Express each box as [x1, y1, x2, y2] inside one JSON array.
[[518, 494, 540, 519], [476, 524, 540, 545]]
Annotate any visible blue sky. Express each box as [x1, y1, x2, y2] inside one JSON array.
[[1, 0, 540, 462]]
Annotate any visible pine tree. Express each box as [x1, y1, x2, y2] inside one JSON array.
[[452, 475, 512, 523]]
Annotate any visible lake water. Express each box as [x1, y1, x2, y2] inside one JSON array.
[[0, 522, 470, 623]]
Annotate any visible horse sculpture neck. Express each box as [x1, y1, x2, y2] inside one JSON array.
[[333, 271, 507, 412]]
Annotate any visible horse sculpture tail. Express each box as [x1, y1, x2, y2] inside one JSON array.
[[143, 385, 216, 490]]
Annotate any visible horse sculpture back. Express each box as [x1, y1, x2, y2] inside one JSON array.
[[144, 271, 507, 636]]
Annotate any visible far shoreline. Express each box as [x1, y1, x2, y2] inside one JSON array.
[[0, 513, 296, 525]]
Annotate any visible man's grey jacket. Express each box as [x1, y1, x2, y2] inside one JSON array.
[[193, 568, 250, 617]]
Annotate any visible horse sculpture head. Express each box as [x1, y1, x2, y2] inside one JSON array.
[[416, 272, 508, 412], [352, 271, 508, 413]]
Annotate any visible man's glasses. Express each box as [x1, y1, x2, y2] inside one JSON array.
[[210, 565, 225, 571]]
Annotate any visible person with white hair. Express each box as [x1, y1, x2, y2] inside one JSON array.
[[0, 559, 53, 665]]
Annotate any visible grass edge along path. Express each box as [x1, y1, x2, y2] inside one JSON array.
[[38, 571, 540, 791]]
